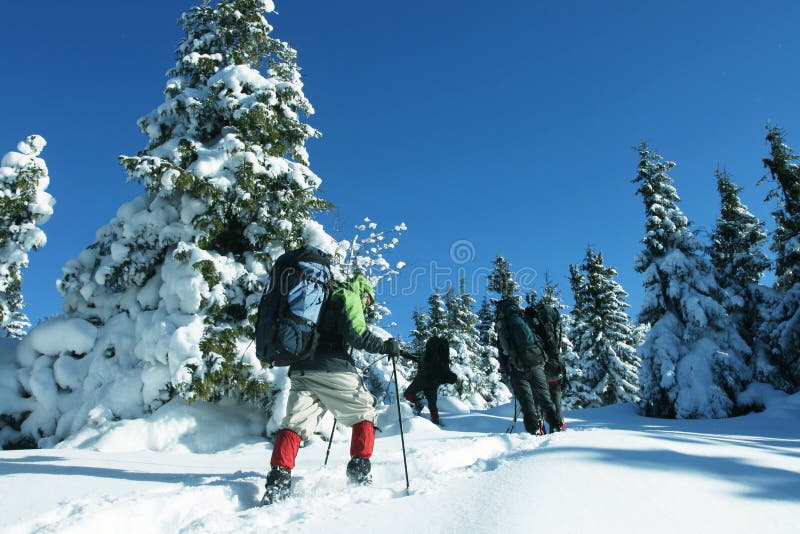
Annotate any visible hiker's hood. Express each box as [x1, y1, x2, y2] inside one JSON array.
[[496, 297, 521, 318], [347, 274, 375, 309], [335, 274, 375, 336]]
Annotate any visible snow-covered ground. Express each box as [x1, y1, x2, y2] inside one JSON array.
[[1, 392, 799, 533]]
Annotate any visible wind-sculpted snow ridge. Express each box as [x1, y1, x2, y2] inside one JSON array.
[[2, 390, 800, 533]]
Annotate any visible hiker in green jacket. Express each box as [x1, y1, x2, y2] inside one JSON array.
[[495, 297, 560, 435], [263, 274, 400, 505]]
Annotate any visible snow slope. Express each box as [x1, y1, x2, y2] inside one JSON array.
[[1, 392, 799, 533]]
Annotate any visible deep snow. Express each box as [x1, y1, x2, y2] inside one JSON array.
[[1, 391, 799, 533]]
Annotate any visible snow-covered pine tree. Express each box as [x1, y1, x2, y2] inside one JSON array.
[[474, 296, 509, 405], [409, 307, 431, 357], [559, 313, 588, 410], [633, 322, 650, 348], [7, 0, 336, 447], [634, 143, 750, 419], [426, 292, 449, 338], [568, 248, 640, 407], [757, 126, 800, 392], [567, 265, 588, 353], [488, 255, 520, 302], [0, 136, 54, 338], [564, 265, 593, 408], [476, 296, 495, 348], [440, 280, 508, 408], [402, 291, 449, 385], [708, 169, 770, 364]]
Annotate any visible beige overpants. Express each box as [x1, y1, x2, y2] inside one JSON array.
[[281, 371, 377, 441]]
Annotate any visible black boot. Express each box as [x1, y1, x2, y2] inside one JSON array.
[[261, 466, 291, 505], [523, 415, 545, 436], [346, 456, 372, 486], [550, 420, 566, 433]]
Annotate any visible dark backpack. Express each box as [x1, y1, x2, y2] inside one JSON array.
[[496, 298, 545, 370], [525, 302, 563, 377], [423, 336, 456, 384], [255, 245, 332, 367]]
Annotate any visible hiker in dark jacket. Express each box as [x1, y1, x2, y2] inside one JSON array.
[[263, 274, 400, 505], [524, 304, 567, 431], [402, 336, 457, 425], [495, 297, 560, 435], [523, 308, 567, 432]]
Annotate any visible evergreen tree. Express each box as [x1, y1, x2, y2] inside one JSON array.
[[488, 255, 519, 302], [426, 292, 449, 338], [568, 248, 640, 407], [564, 265, 592, 408], [0, 136, 54, 338], [559, 313, 589, 410], [409, 307, 431, 356], [757, 126, 800, 391], [408, 285, 510, 410], [441, 280, 509, 408], [709, 169, 770, 361], [474, 295, 510, 405], [441, 281, 483, 405], [9, 0, 335, 445], [633, 143, 750, 419], [567, 264, 589, 356], [476, 297, 495, 347]]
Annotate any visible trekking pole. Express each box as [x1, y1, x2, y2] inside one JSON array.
[[359, 349, 416, 378], [324, 418, 337, 467], [506, 397, 518, 433], [390, 354, 411, 496], [360, 353, 391, 375]]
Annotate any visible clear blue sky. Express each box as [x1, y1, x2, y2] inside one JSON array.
[[3, 0, 800, 337]]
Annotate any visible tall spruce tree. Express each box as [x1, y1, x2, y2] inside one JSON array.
[[441, 280, 508, 408], [408, 285, 509, 410], [476, 297, 495, 348], [409, 307, 431, 356], [568, 248, 640, 407], [567, 265, 589, 357], [9, 0, 335, 446], [442, 283, 483, 405], [757, 126, 800, 391], [474, 295, 510, 405], [0, 136, 54, 338], [565, 265, 593, 408], [488, 255, 519, 302], [634, 143, 750, 419], [709, 169, 769, 360], [426, 292, 449, 338]]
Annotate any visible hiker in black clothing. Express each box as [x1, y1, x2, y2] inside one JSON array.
[[403, 336, 457, 425], [495, 297, 561, 435], [524, 303, 567, 432]]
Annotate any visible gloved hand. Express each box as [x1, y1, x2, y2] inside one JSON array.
[[382, 338, 400, 356]]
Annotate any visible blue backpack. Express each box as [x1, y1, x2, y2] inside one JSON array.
[[255, 245, 332, 367]]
